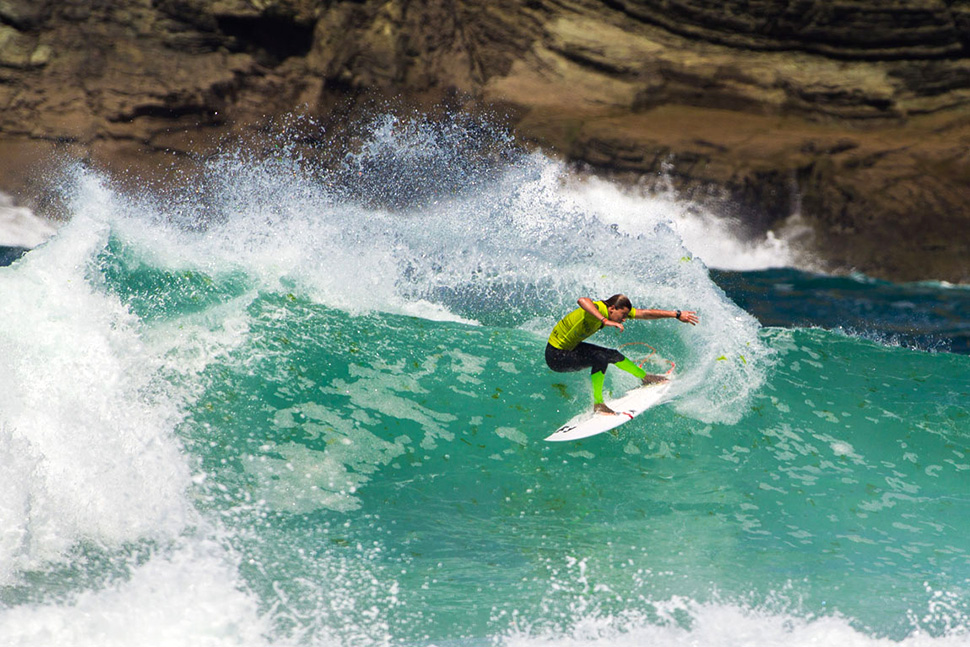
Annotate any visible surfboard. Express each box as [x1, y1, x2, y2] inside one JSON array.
[[544, 380, 672, 442]]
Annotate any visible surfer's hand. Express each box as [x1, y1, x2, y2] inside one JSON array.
[[604, 319, 624, 332], [676, 310, 699, 325]]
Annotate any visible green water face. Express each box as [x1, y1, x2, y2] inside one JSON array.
[[177, 290, 970, 644]]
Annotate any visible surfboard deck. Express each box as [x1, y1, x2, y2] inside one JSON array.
[[544, 380, 672, 442]]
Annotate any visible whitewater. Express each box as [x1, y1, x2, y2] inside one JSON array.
[[0, 114, 968, 646]]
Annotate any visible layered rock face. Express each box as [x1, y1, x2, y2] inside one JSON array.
[[1, 0, 968, 281]]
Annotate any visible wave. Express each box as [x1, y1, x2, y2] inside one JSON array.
[[1, 112, 968, 647]]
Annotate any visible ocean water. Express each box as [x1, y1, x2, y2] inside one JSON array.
[[1, 115, 968, 646]]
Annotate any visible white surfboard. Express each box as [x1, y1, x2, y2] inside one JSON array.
[[544, 380, 673, 442]]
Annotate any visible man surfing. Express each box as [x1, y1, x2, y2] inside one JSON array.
[[545, 294, 699, 414]]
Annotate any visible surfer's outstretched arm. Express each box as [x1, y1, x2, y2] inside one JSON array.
[[633, 308, 700, 325]]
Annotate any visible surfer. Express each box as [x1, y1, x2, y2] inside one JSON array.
[[546, 295, 699, 414]]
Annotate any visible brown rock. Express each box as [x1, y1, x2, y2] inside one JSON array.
[[0, 0, 968, 282]]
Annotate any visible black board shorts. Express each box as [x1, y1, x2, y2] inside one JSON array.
[[545, 342, 624, 375]]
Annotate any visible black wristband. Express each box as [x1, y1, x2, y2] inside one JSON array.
[[675, 310, 681, 320]]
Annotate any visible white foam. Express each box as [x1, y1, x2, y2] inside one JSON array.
[[0, 174, 293, 645], [0, 175, 257, 584], [0, 217, 193, 580], [0, 539, 276, 647], [564, 175, 808, 272], [0, 192, 58, 248], [500, 600, 970, 647], [399, 298, 480, 325]]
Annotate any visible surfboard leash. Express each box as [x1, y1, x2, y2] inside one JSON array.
[[619, 342, 676, 376]]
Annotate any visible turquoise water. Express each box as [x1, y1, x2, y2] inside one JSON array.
[[1, 116, 968, 646]]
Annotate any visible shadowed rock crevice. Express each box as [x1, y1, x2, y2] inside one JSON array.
[[215, 14, 315, 65]]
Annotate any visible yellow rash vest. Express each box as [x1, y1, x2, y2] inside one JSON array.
[[547, 301, 637, 350]]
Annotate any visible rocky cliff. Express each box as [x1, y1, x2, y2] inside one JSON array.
[[1, 0, 968, 282]]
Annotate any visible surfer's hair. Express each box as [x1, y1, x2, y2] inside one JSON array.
[[603, 294, 633, 310]]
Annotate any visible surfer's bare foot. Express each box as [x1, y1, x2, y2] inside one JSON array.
[[593, 402, 616, 415], [642, 374, 668, 386]]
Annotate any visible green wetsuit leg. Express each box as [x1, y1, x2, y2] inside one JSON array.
[[615, 358, 647, 380], [590, 358, 646, 403], [591, 371, 606, 404]]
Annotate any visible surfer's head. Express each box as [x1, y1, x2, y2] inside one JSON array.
[[603, 294, 633, 310], [603, 294, 633, 321]]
